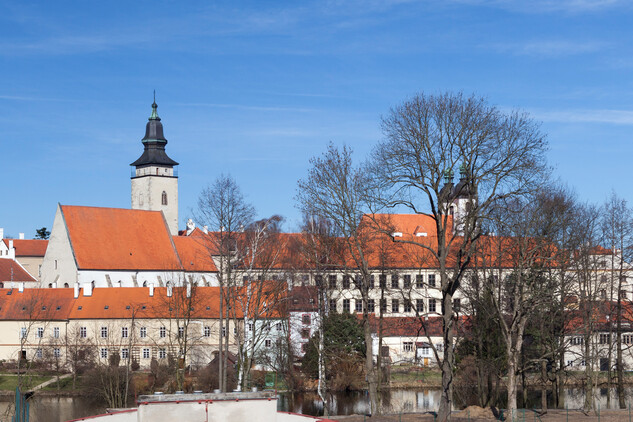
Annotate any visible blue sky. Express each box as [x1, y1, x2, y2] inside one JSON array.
[[1, 0, 632, 237]]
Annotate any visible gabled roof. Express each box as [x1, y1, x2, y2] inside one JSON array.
[[0, 259, 36, 283], [61, 205, 182, 271], [1, 239, 48, 257]]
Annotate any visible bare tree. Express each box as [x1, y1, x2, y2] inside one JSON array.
[[476, 187, 568, 416], [369, 92, 548, 421], [296, 143, 381, 414], [600, 192, 633, 409], [196, 174, 255, 392]]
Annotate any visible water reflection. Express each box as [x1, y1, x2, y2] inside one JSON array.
[[3, 387, 633, 421], [278, 387, 633, 416]]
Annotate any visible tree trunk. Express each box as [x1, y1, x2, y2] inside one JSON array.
[[364, 318, 378, 415], [437, 294, 454, 422], [507, 353, 518, 421], [584, 339, 593, 412], [540, 360, 548, 412]]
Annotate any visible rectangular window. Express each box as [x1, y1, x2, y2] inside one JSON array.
[[20, 327, 27, 339], [265, 339, 272, 348], [392, 299, 399, 313], [403, 342, 413, 352], [36, 328, 44, 338], [421, 346, 430, 356], [391, 274, 399, 289], [599, 333, 611, 344], [329, 299, 337, 313], [36, 349, 42, 359], [178, 327, 184, 338], [436, 343, 443, 353], [159, 326, 166, 338], [379, 274, 387, 289], [368, 275, 375, 289], [355, 299, 363, 313], [367, 299, 375, 312], [403, 275, 411, 289], [429, 299, 436, 313], [571, 337, 584, 345], [343, 299, 350, 313], [404, 300, 412, 313], [121, 348, 129, 359], [328, 275, 337, 289], [624, 335, 632, 345], [354, 274, 362, 289], [416, 274, 424, 288], [101, 327, 108, 338], [53, 348, 61, 358], [342, 275, 351, 289], [416, 299, 424, 313], [301, 328, 310, 339], [80, 327, 87, 338], [159, 348, 166, 359], [121, 327, 128, 338], [453, 298, 461, 312], [302, 314, 311, 325], [53, 327, 60, 339], [140, 327, 147, 338], [143, 348, 150, 359], [204, 326, 211, 337], [380, 298, 387, 313], [222, 327, 227, 337], [100, 348, 108, 359], [428, 274, 436, 287]]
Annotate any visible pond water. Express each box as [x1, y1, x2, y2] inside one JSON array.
[[3, 387, 633, 421]]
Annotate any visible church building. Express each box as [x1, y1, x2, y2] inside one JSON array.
[[39, 101, 218, 290]]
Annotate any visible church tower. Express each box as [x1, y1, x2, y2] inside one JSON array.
[[131, 98, 179, 235]]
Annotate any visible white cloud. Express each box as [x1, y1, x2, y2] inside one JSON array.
[[488, 40, 607, 57], [532, 108, 633, 125]]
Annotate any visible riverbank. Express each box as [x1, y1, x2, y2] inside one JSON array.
[[333, 408, 633, 421]]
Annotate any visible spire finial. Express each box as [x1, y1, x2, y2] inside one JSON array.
[[149, 91, 159, 120]]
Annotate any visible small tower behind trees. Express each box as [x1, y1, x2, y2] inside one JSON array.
[[131, 98, 179, 235]]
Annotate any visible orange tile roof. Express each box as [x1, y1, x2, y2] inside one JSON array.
[[172, 236, 218, 272], [0, 285, 286, 321], [0, 288, 75, 320], [61, 205, 182, 271], [2, 239, 48, 257], [0, 259, 36, 283]]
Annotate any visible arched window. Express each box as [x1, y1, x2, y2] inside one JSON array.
[[0, 282, 4, 288], [142, 281, 147, 287], [161, 191, 168, 206], [63, 283, 69, 288], [48, 283, 53, 288]]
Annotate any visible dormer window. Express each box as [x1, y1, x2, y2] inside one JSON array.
[[162, 191, 168, 205]]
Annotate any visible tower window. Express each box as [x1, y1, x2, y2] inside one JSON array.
[[162, 191, 168, 205]]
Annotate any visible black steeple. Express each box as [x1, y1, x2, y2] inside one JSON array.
[[131, 96, 179, 168]]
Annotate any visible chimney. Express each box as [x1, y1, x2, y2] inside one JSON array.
[[203, 225, 208, 234], [84, 282, 93, 297], [74, 284, 79, 298], [0, 228, 3, 239], [18, 283, 24, 293], [18, 233, 24, 240], [149, 284, 154, 297], [8, 240, 13, 250]]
